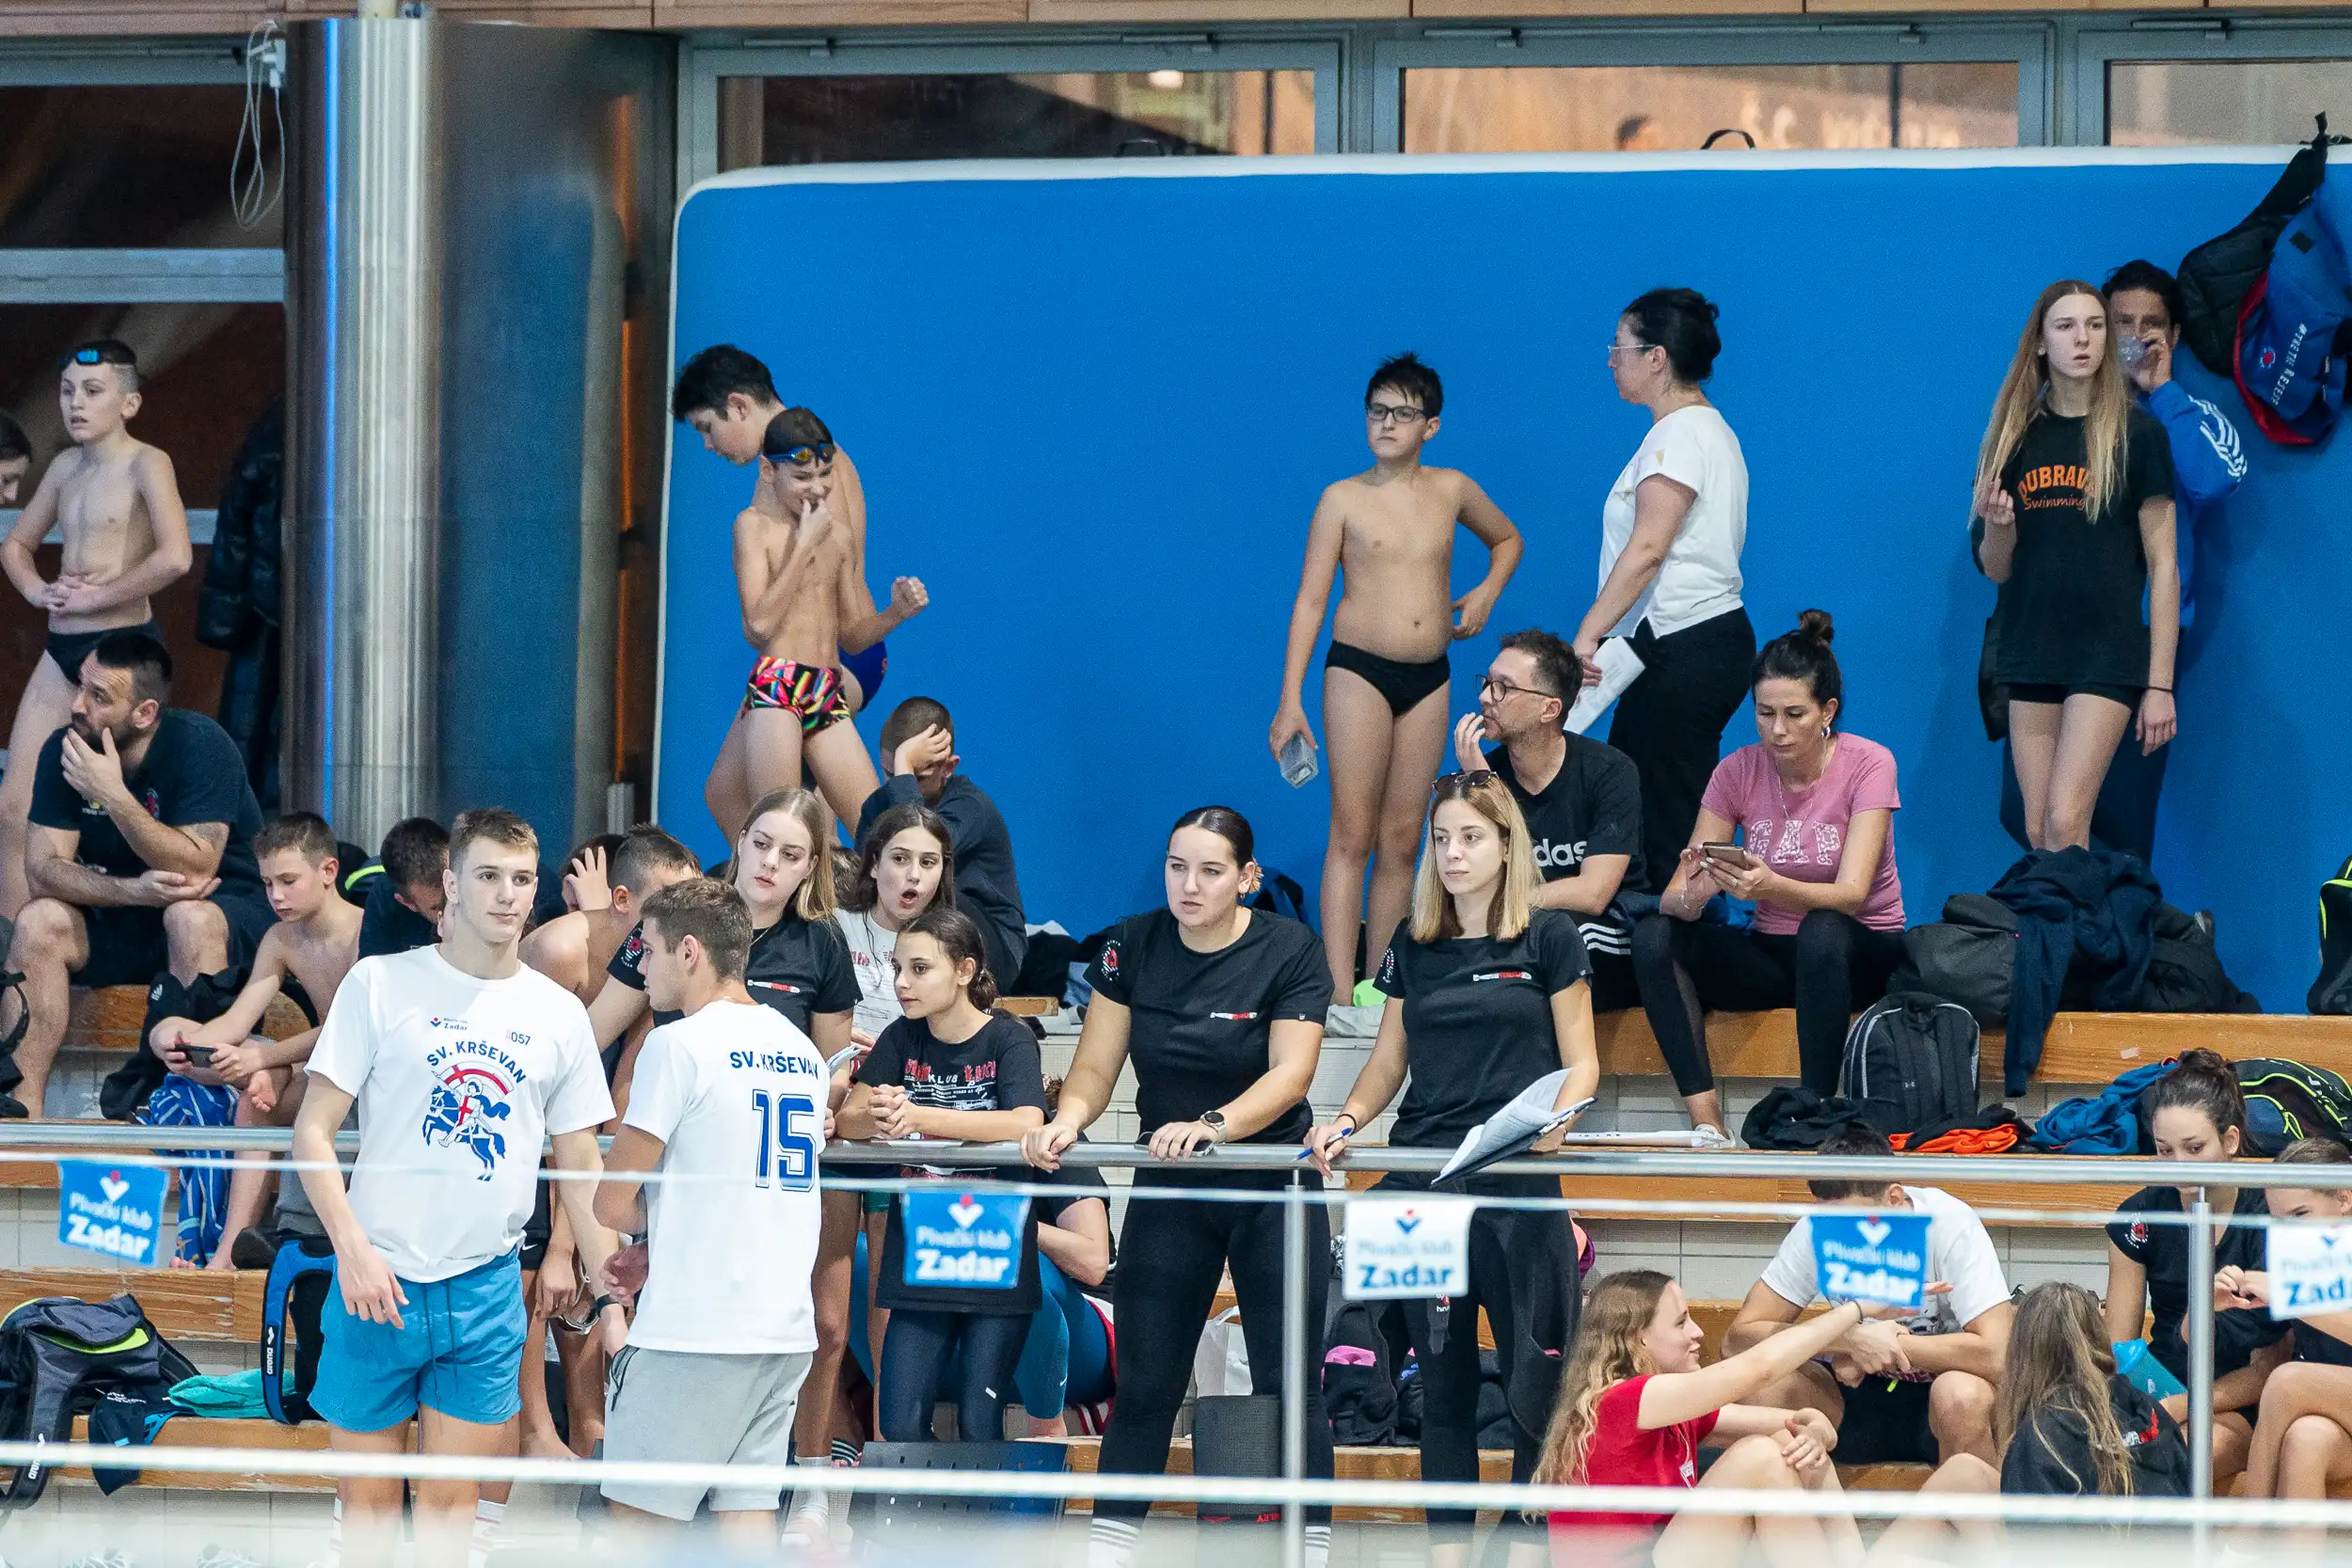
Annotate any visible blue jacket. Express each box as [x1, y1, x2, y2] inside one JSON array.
[[2141, 379, 2248, 634]]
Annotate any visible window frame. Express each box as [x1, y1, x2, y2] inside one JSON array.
[[0, 43, 281, 305], [2067, 18, 2352, 147], [1372, 20, 2053, 152], [680, 33, 1347, 191]]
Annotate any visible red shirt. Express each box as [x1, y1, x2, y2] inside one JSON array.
[[1549, 1376, 1718, 1568]]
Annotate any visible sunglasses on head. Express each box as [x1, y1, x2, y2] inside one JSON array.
[[771, 442, 835, 467], [1431, 768, 1498, 798]]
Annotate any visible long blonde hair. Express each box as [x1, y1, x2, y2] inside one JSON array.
[[1995, 1281, 2135, 1496], [1408, 771, 1542, 944], [1535, 1270, 1674, 1485], [1972, 280, 2135, 523], [739, 787, 835, 922]]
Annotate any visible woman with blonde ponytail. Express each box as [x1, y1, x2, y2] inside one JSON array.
[[1971, 280, 2180, 854], [1538, 1269, 1869, 1568]]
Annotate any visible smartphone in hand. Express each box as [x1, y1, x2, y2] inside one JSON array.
[[1700, 841, 1754, 868]]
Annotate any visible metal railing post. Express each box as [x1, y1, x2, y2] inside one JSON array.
[[2187, 1187, 2216, 1548], [1282, 1176, 1309, 1568]]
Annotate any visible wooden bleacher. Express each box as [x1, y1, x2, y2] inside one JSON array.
[[1593, 1006, 2352, 1084]]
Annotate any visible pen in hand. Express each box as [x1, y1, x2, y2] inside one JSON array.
[[1299, 1126, 1356, 1162]]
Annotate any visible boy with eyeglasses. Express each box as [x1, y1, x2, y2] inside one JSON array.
[[1270, 352, 1524, 1018], [0, 341, 194, 919], [1454, 628, 1645, 1011], [705, 408, 900, 835]]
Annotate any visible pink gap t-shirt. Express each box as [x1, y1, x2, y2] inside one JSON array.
[[1699, 735, 1905, 936]]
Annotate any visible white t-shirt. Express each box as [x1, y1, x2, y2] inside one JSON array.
[[623, 999, 826, 1354], [307, 946, 613, 1284], [834, 909, 904, 1039], [1598, 404, 1748, 639], [1758, 1185, 2012, 1336]]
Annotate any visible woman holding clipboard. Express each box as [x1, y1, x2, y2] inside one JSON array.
[[1306, 770, 1598, 1568], [1630, 612, 1906, 1137]]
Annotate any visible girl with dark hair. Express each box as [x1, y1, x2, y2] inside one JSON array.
[[1631, 612, 1904, 1137], [2214, 1140, 2352, 1511], [1973, 279, 2179, 852], [836, 800, 958, 1045], [2104, 1049, 2286, 1481], [1575, 287, 1755, 892], [1308, 772, 1596, 1568], [1024, 806, 1337, 1568], [841, 906, 1047, 1444]]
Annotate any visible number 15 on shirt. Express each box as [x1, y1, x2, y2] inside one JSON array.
[[753, 1091, 819, 1192]]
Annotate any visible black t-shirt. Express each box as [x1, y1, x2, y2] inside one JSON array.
[[2108, 1185, 2282, 1380], [1374, 908, 1591, 1151], [1978, 406, 2176, 690], [608, 908, 858, 1035], [1999, 1375, 2192, 1497], [358, 872, 439, 960], [862, 1012, 1048, 1314], [1086, 908, 1331, 1146], [28, 709, 263, 895], [1486, 738, 1643, 958]]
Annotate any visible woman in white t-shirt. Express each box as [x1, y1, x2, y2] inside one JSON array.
[[835, 800, 958, 1048], [1573, 288, 1754, 894]]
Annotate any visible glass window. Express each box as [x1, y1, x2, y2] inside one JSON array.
[[0, 86, 281, 248], [2107, 61, 2352, 146], [717, 71, 1316, 168], [1403, 63, 2019, 153]]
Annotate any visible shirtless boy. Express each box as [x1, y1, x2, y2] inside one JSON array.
[[0, 341, 195, 919], [1270, 353, 1523, 1009], [510, 824, 699, 1458], [671, 344, 928, 723], [147, 811, 360, 1269], [523, 825, 701, 1006], [706, 408, 917, 838]]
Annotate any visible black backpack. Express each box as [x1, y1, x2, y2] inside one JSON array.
[[1894, 895, 2019, 1023], [2179, 118, 2340, 377], [0, 1295, 197, 1509], [1840, 992, 1981, 1136], [2231, 1057, 2352, 1155], [2310, 855, 2352, 1014]]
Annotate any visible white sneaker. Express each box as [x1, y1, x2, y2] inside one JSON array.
[[1692, 1124, 1737, 1149]]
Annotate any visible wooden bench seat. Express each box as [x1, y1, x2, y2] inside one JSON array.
[[1594, 1008, 2352, 1085], [65, 986, 312, 1054], [0, 1266, 261, 1342]]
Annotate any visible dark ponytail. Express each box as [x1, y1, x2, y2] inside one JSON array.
[[904, 906, 998, 1010], [1170, 805, 1255, 867], [1751, 610, 1843, 719], [2143, 1048, 2248, 1142]]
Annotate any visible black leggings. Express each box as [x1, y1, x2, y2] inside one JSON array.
[[1096, 1174, 1335, 1524], [1410, 1212, 1552, 1544], [1630, 909, 1907, 1096], [1610, 608, 1756, 894], [877, 1307, 1027, 1443]]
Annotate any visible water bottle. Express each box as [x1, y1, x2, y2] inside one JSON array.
[[1279, 732, 1318, 787], [2119, 335, 2151, 372]]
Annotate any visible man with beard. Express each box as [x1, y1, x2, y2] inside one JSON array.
[[0, 629, 269, 1117]]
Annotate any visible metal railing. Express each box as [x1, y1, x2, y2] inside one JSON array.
[[7, 1126, 2347, 1558]]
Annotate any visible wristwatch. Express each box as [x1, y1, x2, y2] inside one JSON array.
[[1200, 1110, 1230, 1145]]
